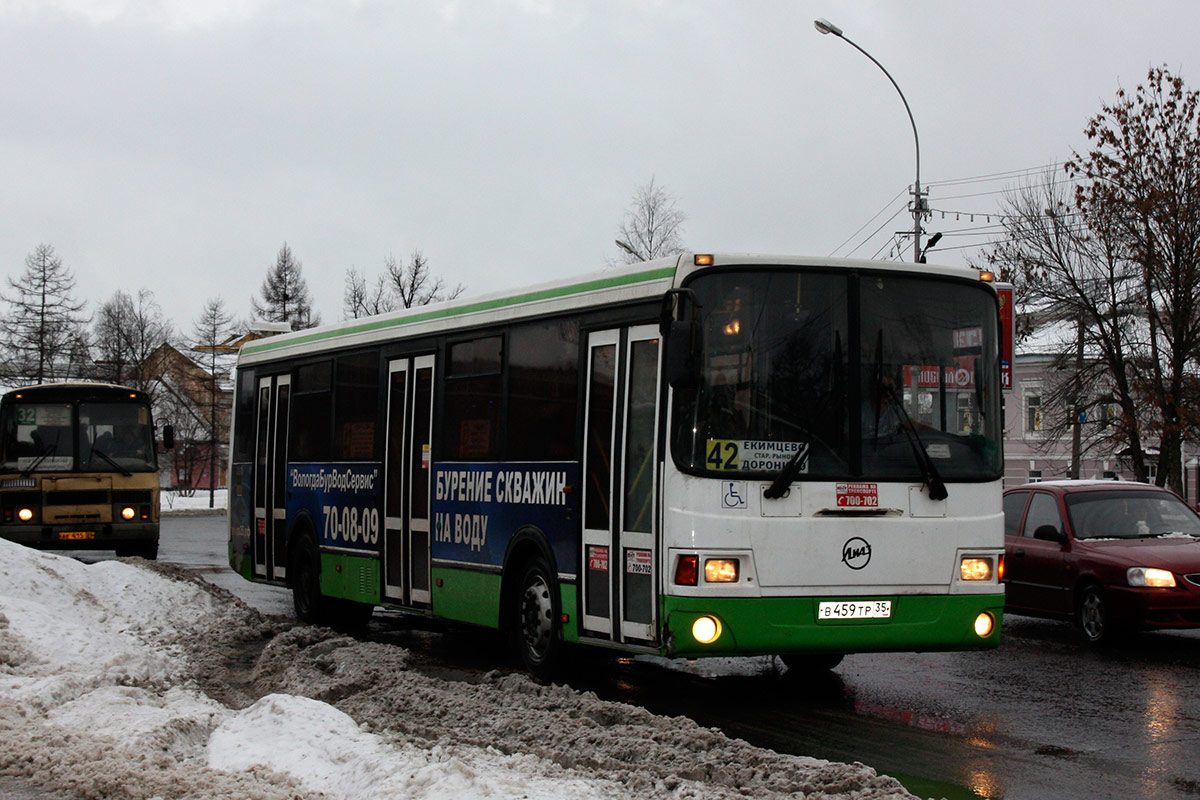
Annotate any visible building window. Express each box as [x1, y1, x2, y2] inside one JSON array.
[[1026, 395, 1042, 434], [1101, 397, 1118, 431], [1028, 469, 1042, 483]]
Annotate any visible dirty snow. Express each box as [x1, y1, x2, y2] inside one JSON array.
[[0, 538, 917, 799]]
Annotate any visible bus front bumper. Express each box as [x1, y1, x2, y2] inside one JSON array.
[[663, 593, 1004, 658], [0, 522, 159, 551]]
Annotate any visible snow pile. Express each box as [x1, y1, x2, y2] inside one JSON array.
[[0, 539, 917, 799]]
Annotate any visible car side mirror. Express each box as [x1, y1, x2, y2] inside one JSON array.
[[1032, 524, 1067, 544], [162, 424, 175, 451]]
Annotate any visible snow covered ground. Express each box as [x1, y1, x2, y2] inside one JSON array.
[[159, 487, 229, 513], [0, 537, 919, 799]]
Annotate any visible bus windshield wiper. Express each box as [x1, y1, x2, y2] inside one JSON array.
[[882, 382, 948, 501], [764, 445, 807, 500], [21, 439, 59, 477], [89, 447, 132, 477]]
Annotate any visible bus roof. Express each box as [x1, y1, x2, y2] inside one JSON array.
[[237, 252, 990, 365], [1, 382, 151, 404]]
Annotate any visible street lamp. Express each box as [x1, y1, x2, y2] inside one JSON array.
[[814, 17, 927, 263], [615, 239, 640, 259]]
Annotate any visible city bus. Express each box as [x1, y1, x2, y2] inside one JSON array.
[[0, 382, 170, 560], [227, 253, 1006, 677]]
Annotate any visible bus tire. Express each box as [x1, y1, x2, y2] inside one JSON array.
[[509, 553, 562, 680], [329, 598, 374, 631], [781, 653, 844, 674], [291, 532, 329, 625], [116, 541, 158, 560]]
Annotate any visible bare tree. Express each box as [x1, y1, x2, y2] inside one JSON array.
[[93, 289, 174, 396], [1, 243, 90, 384], [1065, 67, 1200, 492], [985, 170, 1149, 479], [251, 243, 321, 330], [986, 68, 1200, 491], [615, 177, 687, 264], [192, 297, 236, 508], [387, 250, 463, 308], [342, 251, 464, 320], [343, 267, 396, 319]]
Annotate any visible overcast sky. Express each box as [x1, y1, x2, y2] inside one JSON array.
[[3, 0, 1199, 333]]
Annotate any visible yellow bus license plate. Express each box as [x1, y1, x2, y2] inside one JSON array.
[[58, 530, 95, 541]]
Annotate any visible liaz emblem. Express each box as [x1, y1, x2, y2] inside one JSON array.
[[841, 537, 872, 570]]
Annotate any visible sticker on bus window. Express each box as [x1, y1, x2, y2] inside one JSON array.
[[625, 548, 652, 575], [705, 439, 808, 473], [588, 546, 609, 572], [836, 483, 879, 508], [421, 444, 430, 470]]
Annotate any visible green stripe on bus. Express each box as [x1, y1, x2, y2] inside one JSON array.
[[430, 566, 502, 628], [243, 266, 677, 355], [662, 593, 1004, 657], [319, 552, 381, 604]]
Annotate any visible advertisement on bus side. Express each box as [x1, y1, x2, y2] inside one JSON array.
[[432, 461, 580, 572], [288, 462, 383, 553]]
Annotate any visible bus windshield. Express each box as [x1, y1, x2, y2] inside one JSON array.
[[670, 268, 1002, 483], [1, 400, 156, 473]]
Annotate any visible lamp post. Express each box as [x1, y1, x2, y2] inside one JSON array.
[[814, 17, 926, 263]]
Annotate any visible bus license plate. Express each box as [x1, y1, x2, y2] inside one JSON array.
[[58, 530, 95, 541], [818, 600, 891, 620]]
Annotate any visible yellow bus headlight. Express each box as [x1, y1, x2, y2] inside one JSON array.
[[691, 615, 722, 644], [17, 507, 34, 522], [960, 557, 993, 581], [704, 558, 739, 583], [121, 506, 137, 521]]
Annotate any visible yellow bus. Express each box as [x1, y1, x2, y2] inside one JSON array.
[[0, 382, 171, 559]]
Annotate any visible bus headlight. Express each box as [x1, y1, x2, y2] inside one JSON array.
[[120, 506, 137, 521], [960, 557, 993, 581], [692, 615, 722, 644], [17, 507, 34, 522], [704, 558, 739, 583], [974, 612, 995, 638]]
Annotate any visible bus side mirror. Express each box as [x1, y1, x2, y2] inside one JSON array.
[[660, 288, 699, 390], [162, 425, 175, 451]]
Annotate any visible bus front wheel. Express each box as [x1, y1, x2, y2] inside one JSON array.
[[510, 553, 562, 680], [781, 653, 844, 674]]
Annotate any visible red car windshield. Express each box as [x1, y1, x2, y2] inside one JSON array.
[[1065, 490, 1200, 540]]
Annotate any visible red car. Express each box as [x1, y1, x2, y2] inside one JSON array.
[[1003, 480, 1200, 643]]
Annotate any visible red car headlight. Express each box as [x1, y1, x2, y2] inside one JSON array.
[[1127, 567, 1176, 588]]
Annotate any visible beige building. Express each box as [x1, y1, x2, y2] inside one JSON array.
[[1004, 346, 1200, 504]]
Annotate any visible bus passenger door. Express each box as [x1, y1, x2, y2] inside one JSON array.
[[253, 374, 290, 581], [383, 355, 435, 607], [581, 326, 661, 644]]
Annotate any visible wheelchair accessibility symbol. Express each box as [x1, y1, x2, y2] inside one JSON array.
[[722, 481, 748, 510]]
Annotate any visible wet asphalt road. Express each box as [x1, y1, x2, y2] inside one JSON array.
[[154, 514, 1200, 800]]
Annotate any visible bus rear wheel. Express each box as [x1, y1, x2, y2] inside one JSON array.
[[291, 533, 328, 624], [510, 554, 562, 680]]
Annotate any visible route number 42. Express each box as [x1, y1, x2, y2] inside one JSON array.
[[707, 440, 739, 471]]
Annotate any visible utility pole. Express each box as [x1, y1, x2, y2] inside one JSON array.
[[815, 18, 926, 263]]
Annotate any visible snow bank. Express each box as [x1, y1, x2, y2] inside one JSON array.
[[0, 539, 917, 799]]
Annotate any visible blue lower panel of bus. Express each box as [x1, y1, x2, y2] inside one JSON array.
[[662, 593, 1004, 658]]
